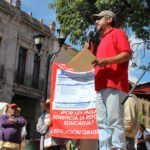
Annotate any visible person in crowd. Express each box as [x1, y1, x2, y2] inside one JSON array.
[[16, 107, 27, 150], [66, 139, 75, 150], [124, 83, 139, 150], [83, 10, 131, 149], [36, 99, 66, 150], [135, 124, 150, 150], [0, 103, 26, 150], [16, 107, 27, 140]]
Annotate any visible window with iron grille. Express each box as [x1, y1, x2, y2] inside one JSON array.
[[16, 47, 27, 84], [0, 37, 1, 46], [32, 53, 40, 88]]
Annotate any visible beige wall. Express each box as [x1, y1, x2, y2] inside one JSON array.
[[138, 98, 150, 128]]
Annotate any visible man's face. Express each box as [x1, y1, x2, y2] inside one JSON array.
[[95, 16, 112, 32], [9, 107, 17, 115]]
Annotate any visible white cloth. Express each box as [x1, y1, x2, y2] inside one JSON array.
[[36, 112, 66, 149], [44, 113, 50, 126], [21, 124, 27, 139], [0, 103, 7, 115]]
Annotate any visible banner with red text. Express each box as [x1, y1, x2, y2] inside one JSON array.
[[50, 63, 98, 139]]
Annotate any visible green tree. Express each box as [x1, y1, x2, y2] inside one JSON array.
[[49, 0, 150, 46]]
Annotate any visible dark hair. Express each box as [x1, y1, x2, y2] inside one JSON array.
[[139, 124, 146, 130]]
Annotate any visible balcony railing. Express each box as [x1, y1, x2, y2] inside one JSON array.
[[0, 63, 45, 91], [14, 71, 45, 91], [0, 64, 4, 80]]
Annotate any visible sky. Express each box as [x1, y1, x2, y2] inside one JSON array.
[[21, 0, 82, 50], [20, 0, 150, 84], [21, 0, 56, 26]]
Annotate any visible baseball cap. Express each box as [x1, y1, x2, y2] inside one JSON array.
[[91, 10, 116, 21], [8, 103, 17, 108]]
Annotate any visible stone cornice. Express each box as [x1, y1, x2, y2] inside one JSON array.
[[0, 0, 52, 37], [13, 83, 44, 99]]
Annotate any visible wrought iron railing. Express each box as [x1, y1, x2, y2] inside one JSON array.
[[14, 71, 45, 91], [0, 64, 45, 91], [0, 64, 4, 79]]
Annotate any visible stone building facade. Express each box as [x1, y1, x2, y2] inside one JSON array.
[[0, 0, 77, 139], [139, 98, 150, 127], [134, 82, 150, 128]]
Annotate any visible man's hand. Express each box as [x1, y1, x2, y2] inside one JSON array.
[[92, 58, 109, 67], [82, 41, 89, 51]]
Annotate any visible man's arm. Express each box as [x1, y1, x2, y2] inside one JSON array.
[[17, 116, 26, 127], [92, 51, 131, 67], [0, 115, 17, 127]]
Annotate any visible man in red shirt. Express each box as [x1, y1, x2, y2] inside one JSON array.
[[84, 10, 131, 150]]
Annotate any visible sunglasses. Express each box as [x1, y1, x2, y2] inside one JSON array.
[[94, 16, 104, 21]]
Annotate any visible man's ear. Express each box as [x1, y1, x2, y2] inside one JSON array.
[[107, 17, 113, 24]]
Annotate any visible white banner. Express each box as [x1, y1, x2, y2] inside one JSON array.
[[53, 68, 96, 110], [0, 102, 8, 115]]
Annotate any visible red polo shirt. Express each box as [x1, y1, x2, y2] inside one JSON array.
[[95, 28, 131, 93]]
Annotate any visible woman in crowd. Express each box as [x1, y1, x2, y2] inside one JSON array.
[[135, 124, 150, 150], [36, 99, 66, 150]]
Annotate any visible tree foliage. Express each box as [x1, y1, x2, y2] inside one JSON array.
[[49, 0, 150, 46]]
